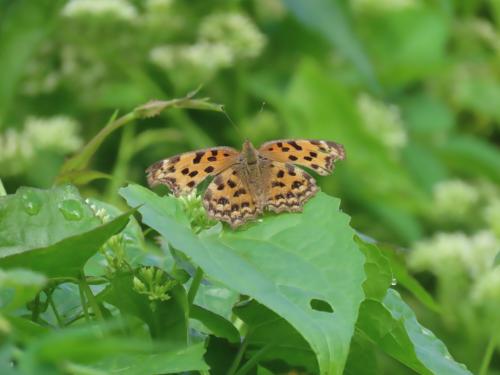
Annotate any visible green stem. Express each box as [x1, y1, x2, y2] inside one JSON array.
[[479, 332, 498, 375], [234, 343, 273, 375], [226, 338, 249, 375], [48, 293, 63, 327], [105, 124, 135, 203], [79, 273, 104, 322], [0, 178, 6, 196], [78, 282, 90, 323], [187, 267, 204, 309]]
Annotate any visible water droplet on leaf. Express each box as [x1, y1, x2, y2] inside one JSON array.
[[58, 199, 84, 221], [21, 190, 42, 215]]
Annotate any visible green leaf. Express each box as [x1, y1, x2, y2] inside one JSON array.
[[283, 0, 380, 93], [357, 290, 472, 375], [93, 342, 209, 374], [355, 238, 392, 301], [344, 333, 378, 375], [99, 274, 188, 342], [437, 135, 500, 183], [0, 269, 46, 313], [379, 246, 440, 313], [0, 185, 131, 277], [357, 7, 449, 86], [0, 0, 65, 124], [234, 300, 318, 372], [19, 323, 207, 374], [191, 304, 240, 343], [120, 184, 365, 375]]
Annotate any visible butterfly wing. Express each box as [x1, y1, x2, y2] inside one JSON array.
[[264, 161, 319, 213], [146, 147, 239, 196], [258, 139, 345, 176], [203, 167, 261, 228]]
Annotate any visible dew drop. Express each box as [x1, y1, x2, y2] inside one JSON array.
[[20, 190, 42, 215], [391, 277, 397, 286], [58, 199, 84, 221]]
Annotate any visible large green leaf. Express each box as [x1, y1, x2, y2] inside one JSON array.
[[120, 184, 365, 375], [283, 0, 380, 93], [234, 300, 317, 372], [0, 269, 46, 313], [0, 185, 131, 277], [19, 323, 207, 374], [357, 290, 472, 375], [99, 273, 188, 342], [93, 342, 209, 374]]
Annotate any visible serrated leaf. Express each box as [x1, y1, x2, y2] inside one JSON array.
[[355, 237, 392, 300], [120, 184, 365, 375]]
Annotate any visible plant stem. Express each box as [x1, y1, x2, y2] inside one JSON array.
[[78, 282, 90, 323], [479, 332, 498, 375], [79, 272, 104, 322], [234, 343, 273, 375], [105, 124, 135, 203], [187, 267, 204, 309], [0, 178, 6, 196], [48, 293, 63, 327], [226, 338, 249, 375]]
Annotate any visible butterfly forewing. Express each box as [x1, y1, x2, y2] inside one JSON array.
[[258, 139, 345, 176], [146, 146, 239, 195], [264, 162, 318, 213], [203, 167, 261, 228]]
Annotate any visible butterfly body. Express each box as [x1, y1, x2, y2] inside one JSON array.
[[147, 139, 345, 228]]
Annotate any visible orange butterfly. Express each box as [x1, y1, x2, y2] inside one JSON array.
[[147, 139, 345, 228]]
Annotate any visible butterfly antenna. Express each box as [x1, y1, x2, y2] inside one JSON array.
[[221, 105, 244, 138]]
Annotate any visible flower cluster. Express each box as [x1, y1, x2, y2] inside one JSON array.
[[62, 0, 138, 21], [351, 0, 418, 13], [150, 11, 266, 89], [133, 267, 178, 304], [199, 12, 267, 60], [357, 93, 407, 153], [0, 116, 82, 177], [431, 179, 480, 224], [177, 191, 216, 233], [409, 230, 499, 279]]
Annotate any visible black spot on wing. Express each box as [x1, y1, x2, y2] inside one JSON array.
[[193, 151, 204, 164], [288, 141, 303, 150]]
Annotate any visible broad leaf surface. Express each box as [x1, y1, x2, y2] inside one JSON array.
[[357, 290, 472, 375], [99, 274, 188, 342], [234, 300, 317, 372], [120, 184, 365, 375], [0, 269, 46, 313], [0, 185, 131, 277]]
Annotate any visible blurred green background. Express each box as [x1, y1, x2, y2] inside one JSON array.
[[1, 0, 499, 373]]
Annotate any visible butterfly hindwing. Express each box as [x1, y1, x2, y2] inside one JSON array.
[[258, 139, 345, 176], [203, 167, 261, 228], [146, 147, 239, 195], [264, 161, 319, 213]]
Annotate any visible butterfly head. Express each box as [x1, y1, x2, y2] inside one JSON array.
[[242, 139, 258, 164]]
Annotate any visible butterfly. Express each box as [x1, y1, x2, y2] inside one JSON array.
[[146, 139, 345, 228]]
